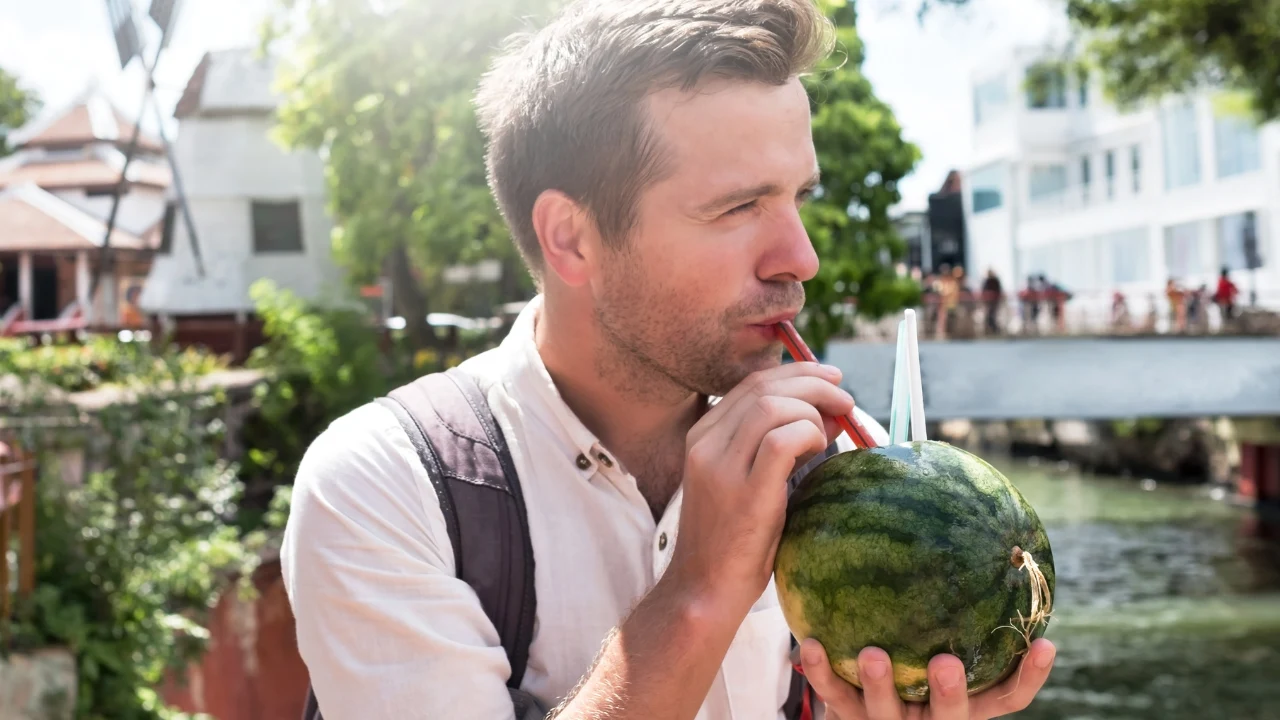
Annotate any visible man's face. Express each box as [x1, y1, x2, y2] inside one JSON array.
[[593, 76, 820, 397]]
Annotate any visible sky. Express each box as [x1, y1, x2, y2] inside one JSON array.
[[0, 0, 1066, 212]]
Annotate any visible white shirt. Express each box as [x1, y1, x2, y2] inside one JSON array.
[[281, 296, 889, 719]]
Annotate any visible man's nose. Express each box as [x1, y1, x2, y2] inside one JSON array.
[[759, 205, 819, 284]]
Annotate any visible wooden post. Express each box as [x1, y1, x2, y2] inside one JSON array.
[[0, 461, 11, 636], [18, 446, 35, 599], [17, 251, 33, 321]]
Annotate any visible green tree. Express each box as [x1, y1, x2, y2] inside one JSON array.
[[1066, 0, 1280, 121], [800, 0, 923, 352], [262, 1, 552, 348], [0, 64, 41, 157], [920, 0, 1280, 121]]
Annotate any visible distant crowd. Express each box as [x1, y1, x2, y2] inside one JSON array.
[[913, 265, 1244, 338]]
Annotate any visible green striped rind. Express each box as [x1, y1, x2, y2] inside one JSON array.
[[774, 440, 1055, 702]]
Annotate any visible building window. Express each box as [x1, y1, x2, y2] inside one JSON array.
[[1161, 100, 1200, 190], [1105, 150, 1115, 200], [1131, 144, 1142, 194], [1107, 228, 1150, 283], [1213, 112, 1261, 179], [973, 75, 1009, 126], [1025, 63, 1067, 109], [251, 200, 304, 253], [968, 164, 1004, 213], [1163, 220, 1208, 278], [1076, 67, 1089, 108], [1028, 164, 1068, 204], [1217, 210, 1262, 270], [1080, 156, 1091, 204]]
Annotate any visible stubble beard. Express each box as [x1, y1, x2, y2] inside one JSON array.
[[593, 256, 806, 402]]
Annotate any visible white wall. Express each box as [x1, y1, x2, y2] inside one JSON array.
[[53, 186, 166, 236], [139, 101, 343, 315]]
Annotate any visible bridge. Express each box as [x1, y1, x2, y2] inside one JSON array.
[[827, 335, 1280, 422]]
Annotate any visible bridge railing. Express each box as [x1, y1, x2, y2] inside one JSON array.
[[848, 288, 1280, 342], [0, 436, 36, 644]]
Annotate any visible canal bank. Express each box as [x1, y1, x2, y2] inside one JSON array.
[[986, 455, 1280, 720], [933, 416, 1280, 506]]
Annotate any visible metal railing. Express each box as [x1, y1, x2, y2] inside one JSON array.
[[848, 288, 1280, 342], [0, 436, 36, 642]]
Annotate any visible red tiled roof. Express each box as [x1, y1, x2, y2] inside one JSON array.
[[0, 158, 170, 191], [11, 92, 164, 155], [0, 184, 148, 252]]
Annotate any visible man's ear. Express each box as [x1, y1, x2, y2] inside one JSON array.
[[532, 189, 594, 288]]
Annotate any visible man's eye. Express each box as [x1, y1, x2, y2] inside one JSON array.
[[725, 200, 757, 216], [797, 188, 816, 204]]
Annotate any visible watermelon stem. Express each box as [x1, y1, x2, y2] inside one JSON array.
[[993, 547, 1054, 700]]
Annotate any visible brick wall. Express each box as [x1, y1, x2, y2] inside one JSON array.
[[159, 559, 311, 720]]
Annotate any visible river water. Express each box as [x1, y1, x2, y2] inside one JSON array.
[[991, 456, 1280, 720]]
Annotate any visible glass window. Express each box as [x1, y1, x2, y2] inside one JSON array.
[[1080, 156, 1091, 204], [973, 76, 1009, 126], [1213, 112, 1262, 178], [1131, 144, 1141, 194], [1028, 164, 1068, 203], [1161, 100, 1200, 190], [1108, 228, 1150, 283], [1164, 220, 1208, 278], [1025, 63, 1067, 109], [1076, 66, 1089, 108], [1217, 211, 1262, 270], [251, 200, 305, 253], [1105, 150, 1115, 199], [968, 164, 1004, 213]]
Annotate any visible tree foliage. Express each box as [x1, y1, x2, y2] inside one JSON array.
[[0, 64, 41, 157], [921, 0, 1280, 121], [800, 0, 923, 352], [1066, 0, 1280, 120], [263, 0, 553, 347]]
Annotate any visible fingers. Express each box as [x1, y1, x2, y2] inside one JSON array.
[[968, 639, 1056, 719], [923, 654, 968, 719], [799, 638, 867, 720], [857, 647, 904, 720], [689, 362, 847, 448], [746, 418, 830, 492]]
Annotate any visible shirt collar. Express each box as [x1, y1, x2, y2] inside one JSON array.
[[497, 295, 614, 476]]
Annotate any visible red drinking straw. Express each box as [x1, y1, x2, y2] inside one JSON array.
[[775, 321, 878, 450]]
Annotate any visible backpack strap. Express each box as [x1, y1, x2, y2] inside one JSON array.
[[302, 367, 539, 719]]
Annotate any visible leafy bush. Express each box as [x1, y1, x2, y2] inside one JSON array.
[[7, 360, 266, 720], [0, 336, 226, 394]]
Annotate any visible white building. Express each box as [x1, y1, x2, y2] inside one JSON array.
[[139, 48, 345, 356], [961, 45, 1280, 322]]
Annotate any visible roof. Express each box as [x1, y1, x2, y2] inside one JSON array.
[[0, 155, 170, 192], [175, 49, 279, 120], [8, 86, 164, 155], [0, 183, 150, 252]]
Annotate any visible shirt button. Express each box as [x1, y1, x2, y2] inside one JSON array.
[[658, 532, 668, 551], [597, 452, 613, 468], [576, 454, 591, 470]]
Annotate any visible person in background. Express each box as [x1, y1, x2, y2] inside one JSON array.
[[1165, 278, 1186, 333], [1214, 267, 1240, 324], [981, 269, 1003, 336], [1110, 290, 1131, 333], [1020, 275, 1041, 335]]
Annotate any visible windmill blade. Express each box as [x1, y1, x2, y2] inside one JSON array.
[[144, 87, 205, 278], [105, 0, 142, 69]]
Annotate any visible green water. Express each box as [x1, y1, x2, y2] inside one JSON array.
[[994, 457, 1280, 720]]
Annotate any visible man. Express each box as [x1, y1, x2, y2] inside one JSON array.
[[281, 1, 1057, 718]]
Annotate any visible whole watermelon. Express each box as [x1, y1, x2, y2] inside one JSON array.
[[774, 440, 1055, 702]]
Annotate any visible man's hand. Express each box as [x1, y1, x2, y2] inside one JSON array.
[[664, 361, 854, 615], [799, 638, 1058, 720]]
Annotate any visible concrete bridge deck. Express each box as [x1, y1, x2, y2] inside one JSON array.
[[826, 336, 1280, 422]]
